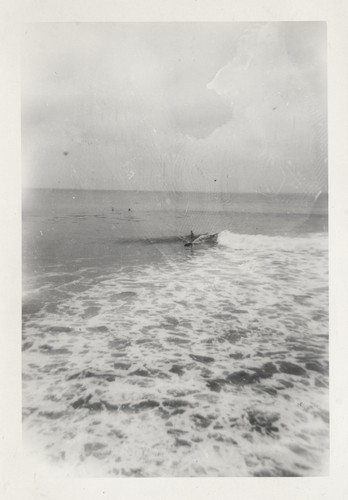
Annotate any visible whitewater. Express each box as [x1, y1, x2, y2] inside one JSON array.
[[22, 215, 328, 476]]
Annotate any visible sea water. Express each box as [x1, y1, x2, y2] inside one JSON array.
[[22, 189, 328, 476]]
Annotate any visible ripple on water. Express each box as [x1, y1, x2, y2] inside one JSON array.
[[22, 232, 328, 476]]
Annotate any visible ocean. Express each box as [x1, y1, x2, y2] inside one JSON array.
[[22, 189, 329, 477]]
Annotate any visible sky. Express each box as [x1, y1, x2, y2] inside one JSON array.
[[22, 22, 327, 193]]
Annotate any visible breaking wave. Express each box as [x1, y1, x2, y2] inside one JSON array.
[[22, 228, 328, 477]]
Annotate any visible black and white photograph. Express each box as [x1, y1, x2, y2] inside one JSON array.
[[21, 22, 329, 477]]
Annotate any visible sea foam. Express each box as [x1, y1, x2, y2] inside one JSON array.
[[22, 228, 328, 476]]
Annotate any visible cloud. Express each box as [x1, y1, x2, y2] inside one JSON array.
[[201, 23, 327, 193], [22, 23, 327, 193]]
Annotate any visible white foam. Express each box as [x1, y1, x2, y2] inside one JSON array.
[[22, 231, 329, 476], [217, 229, 327, 251]]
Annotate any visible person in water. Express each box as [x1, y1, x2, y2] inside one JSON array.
[[184, 231, 195, 247]]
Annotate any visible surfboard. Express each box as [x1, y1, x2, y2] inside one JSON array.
[[184, 233, 218, 247]]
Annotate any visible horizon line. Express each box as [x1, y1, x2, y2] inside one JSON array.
[[22, 187, 328, 196]]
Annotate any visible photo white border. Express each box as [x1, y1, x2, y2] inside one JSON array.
[[1, 0, 347, 498]]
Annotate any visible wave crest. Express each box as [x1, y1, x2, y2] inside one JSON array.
[[217, 229, 327, 251]]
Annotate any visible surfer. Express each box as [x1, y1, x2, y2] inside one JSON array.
[[184, 230, 196, 247], [184, 230, 218, 247]]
